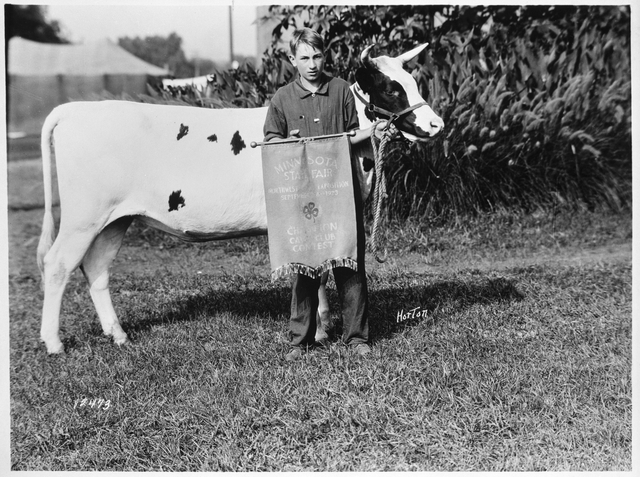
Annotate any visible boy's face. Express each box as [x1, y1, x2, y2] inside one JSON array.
[[289, 43, 325, 87]]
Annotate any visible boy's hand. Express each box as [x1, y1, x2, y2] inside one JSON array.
[[266, 130, 300, 144], [373, 121, 398, 139]]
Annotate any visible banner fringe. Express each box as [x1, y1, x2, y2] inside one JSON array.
[[271, 257, 358, 281]]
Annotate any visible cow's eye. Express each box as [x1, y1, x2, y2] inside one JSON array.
[[386, 90, 401, 97]]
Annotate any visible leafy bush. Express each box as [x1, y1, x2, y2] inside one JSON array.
[[393, 5, 632, 219]]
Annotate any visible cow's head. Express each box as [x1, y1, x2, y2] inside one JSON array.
[[355, 43, 444, 141]]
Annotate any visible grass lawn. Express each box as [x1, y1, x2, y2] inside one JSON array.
[[8, 205, 632, 471]]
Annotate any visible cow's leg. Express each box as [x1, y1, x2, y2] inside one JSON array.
[[80, 217, 133, 346], [41, 229, 100, 354], [315, 271, 331, 343]]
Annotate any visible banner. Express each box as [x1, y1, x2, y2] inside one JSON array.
[[261, 135, 358, 280]]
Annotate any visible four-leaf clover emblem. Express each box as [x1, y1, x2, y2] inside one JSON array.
[[303, 202, 319, 222]]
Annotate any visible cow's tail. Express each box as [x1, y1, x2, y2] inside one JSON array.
[[37, 108, 61, 283]]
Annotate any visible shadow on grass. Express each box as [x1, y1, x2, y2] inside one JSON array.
[[366, 277, 525, 342], [122, 283, 292, 338], [123, 275, 524, 344]]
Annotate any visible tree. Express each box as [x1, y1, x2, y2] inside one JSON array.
[[5, 5, 69, 112], [118, 32, 192, 77], [5, 4, 68, 43]]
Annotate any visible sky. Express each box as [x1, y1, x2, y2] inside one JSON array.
[[45, 1, 262, 63]]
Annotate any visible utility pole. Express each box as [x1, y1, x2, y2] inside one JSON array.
[[229, 5, 234, 67]]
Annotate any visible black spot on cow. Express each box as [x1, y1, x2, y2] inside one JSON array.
[[207, 134, 218, 142], [362, 157, 374, 172], [177, 124, 189, 140], [168, 190, 186, 212], [231, 131, 246, 155]]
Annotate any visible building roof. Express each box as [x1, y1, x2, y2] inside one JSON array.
[[8, 37, 169, 76]]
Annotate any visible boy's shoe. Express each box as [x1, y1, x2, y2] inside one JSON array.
[[314, 326, 329, 343], [285, 347, 304, 361], [315, 338, 330, 349], [353, 343, 372, 356]]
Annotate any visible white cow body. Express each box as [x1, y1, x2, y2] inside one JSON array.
[[49, 101, 270, 240], [37, 45, 443, 354]]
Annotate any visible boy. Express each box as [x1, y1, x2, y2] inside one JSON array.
[[263, 28, 382, 361]]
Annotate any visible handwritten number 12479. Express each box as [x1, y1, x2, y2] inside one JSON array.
[[74, 397, 111, 410]]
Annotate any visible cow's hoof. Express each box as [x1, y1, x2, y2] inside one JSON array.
[[114, 335, 130, 347], [106, 326, 129, 346], [44, 340, 65, 355]]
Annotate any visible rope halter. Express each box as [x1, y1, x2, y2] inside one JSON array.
[[366, 101, 429, 133], [369, 121, 391, 263]]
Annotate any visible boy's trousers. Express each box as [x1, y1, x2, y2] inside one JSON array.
[[289, 264, 368, 347], [288, 156, 369, 347]]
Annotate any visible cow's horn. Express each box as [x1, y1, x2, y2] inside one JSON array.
[[360, 44, 377, 68], [396, 43, 429, 64]]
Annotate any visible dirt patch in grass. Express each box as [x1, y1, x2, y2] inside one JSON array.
[[381, 242, 631, 274]]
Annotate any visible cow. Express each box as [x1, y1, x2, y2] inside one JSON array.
[[37, 43, 444, 354], [162, 74, 215, 90]]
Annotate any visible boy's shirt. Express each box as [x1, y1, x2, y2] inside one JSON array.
[[263, 72, 359, 141]]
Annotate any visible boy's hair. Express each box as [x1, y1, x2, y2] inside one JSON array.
[[289, 28, 324, 56]]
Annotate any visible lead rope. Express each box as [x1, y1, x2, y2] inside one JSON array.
[[370, 119, 393, 263]]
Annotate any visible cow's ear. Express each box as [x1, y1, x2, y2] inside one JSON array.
[[355, 67, 374, 94]]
